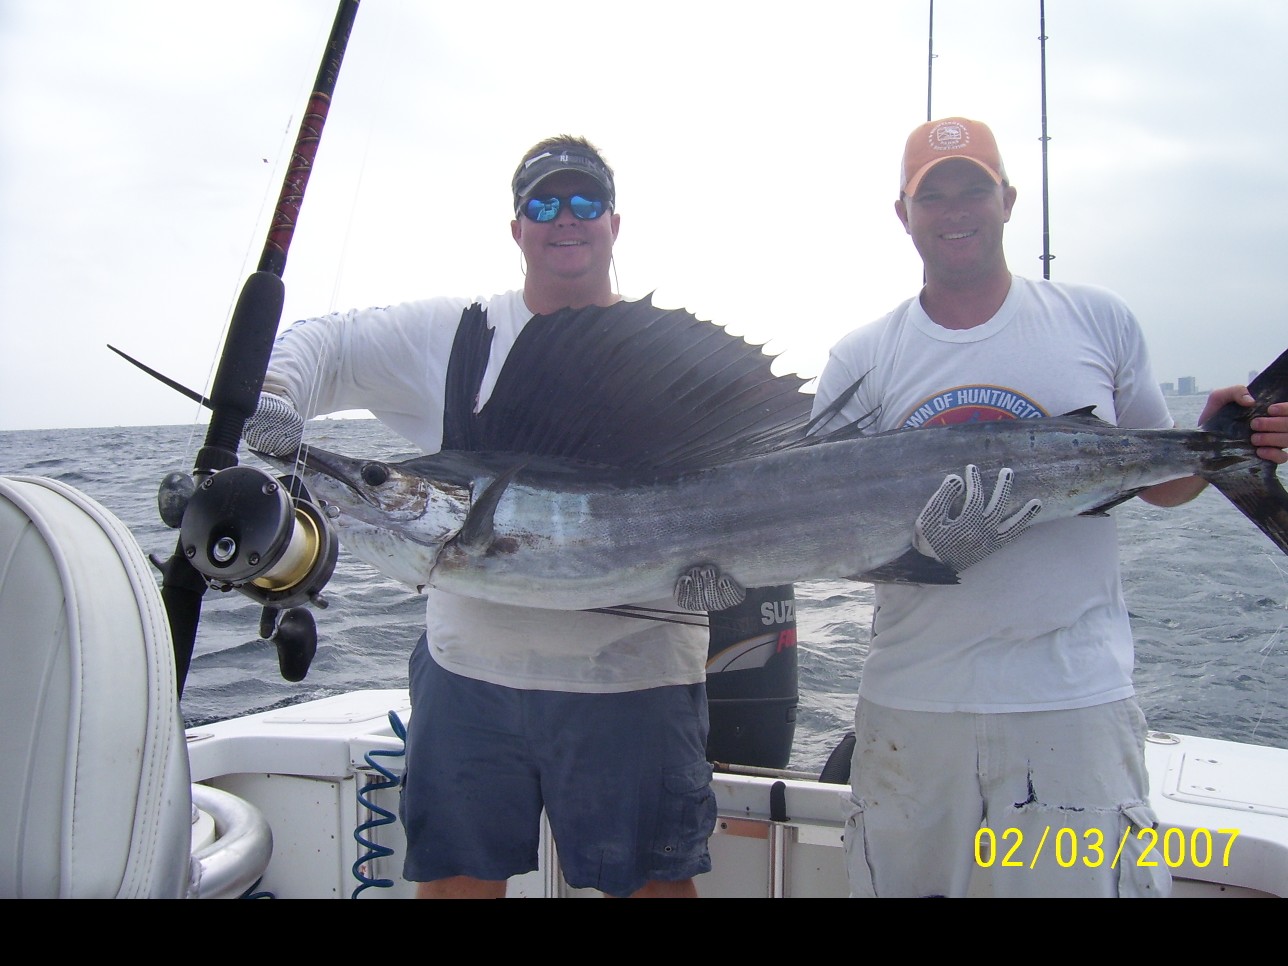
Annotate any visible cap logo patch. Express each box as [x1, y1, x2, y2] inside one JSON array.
[[928, 121, 970, 154]]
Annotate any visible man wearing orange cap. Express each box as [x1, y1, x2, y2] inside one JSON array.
[[810, 117, 1288, 898]]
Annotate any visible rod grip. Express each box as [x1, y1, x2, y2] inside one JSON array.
[[197, 271, 286, 470]]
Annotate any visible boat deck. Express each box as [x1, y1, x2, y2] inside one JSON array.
[[187, 690, 1288, 898]]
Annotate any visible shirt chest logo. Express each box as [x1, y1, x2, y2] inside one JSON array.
[[902, 385, 1047, 429]]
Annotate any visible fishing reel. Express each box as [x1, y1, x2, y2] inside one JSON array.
[[159, 464, 339, 681], [175, 464, 337, 606]]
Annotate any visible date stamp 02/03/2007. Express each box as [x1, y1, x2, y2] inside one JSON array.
[[974, 825, 1240, 870]]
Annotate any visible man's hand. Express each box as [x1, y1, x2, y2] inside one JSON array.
[[1200, 387, 1288, 465], [243, 392, 304, 456], [674, 565, 746, 612], [913, 465, 1042, 572]]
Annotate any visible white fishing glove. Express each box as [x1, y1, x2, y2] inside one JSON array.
[[674, 564, 746, 612], [243, 391, 304, 456], [914, 465, 1042, 572]]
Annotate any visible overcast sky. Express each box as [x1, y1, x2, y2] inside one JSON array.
[[2, 0, 1285, 432]]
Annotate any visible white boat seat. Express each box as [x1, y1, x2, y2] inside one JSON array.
[[0, 475, 194, 897]]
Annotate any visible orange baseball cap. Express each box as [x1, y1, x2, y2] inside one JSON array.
[[900, 117, 1007, 197]]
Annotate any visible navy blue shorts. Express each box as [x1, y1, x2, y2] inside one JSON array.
[[399, 636, 715, 897]]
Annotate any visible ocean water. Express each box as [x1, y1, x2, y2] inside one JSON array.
[[3, 393, 1286, 772]]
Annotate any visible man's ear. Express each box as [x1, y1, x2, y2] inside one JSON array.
[[1002, 185, 1018, 223], [894, 197, 911, 233]]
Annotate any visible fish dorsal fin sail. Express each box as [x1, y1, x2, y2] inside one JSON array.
[[803, 370, 882, 442], [445, 295, 814, 471], [442, 302, 494, 452]]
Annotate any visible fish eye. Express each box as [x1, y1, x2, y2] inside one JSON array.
[[361, 462, 389, 486]]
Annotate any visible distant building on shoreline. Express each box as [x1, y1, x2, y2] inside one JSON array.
[[1160, 371, 1259, 397], [1160, 376, 1199, 396]]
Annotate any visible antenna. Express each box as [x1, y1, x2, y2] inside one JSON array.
[[1039, 0, 1053, 278]]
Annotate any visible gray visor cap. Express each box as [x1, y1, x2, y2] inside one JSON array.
[[512, 149, 615, 213]]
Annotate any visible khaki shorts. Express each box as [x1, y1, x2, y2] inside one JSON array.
[[844, 697, 1172, 897]]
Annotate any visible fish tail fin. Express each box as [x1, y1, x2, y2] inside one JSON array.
[[1207, 465, 1288, 555], [1199, 345, 1288, 555], [1200, 345, 1288, 438]]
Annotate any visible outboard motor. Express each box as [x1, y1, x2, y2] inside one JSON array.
[[705, 583, 798, 768]]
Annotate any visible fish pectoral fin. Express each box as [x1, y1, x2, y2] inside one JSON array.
[[457, 463, 524, 553], [853, 548, 961, 586]]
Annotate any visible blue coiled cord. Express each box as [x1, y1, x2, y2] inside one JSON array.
[[350, 710, 407, 898]]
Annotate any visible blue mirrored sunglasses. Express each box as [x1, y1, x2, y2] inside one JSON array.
[[520, 194, 607, 223]]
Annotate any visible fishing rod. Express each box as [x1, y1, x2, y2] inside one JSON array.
[[157, 0, 360, 693]]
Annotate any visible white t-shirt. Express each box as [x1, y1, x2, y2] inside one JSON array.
[[809, 276, 1173, 713], [263, 290, 708, 693]]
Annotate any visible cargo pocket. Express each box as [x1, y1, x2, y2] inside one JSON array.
[[650, 759, 716, 874], [843, 796, 878, 898], [1116, 803, 1172, 897]]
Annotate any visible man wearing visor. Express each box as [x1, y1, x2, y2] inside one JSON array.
[[244, 136, 719, 898]]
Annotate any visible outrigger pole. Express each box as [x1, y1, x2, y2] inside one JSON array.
[[922, 0, 935, 288], [926, 1, 935, 121], [925, 1, 1055, 277], [1039, 0, 1053, 278], [157, 0, 360, 694]]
